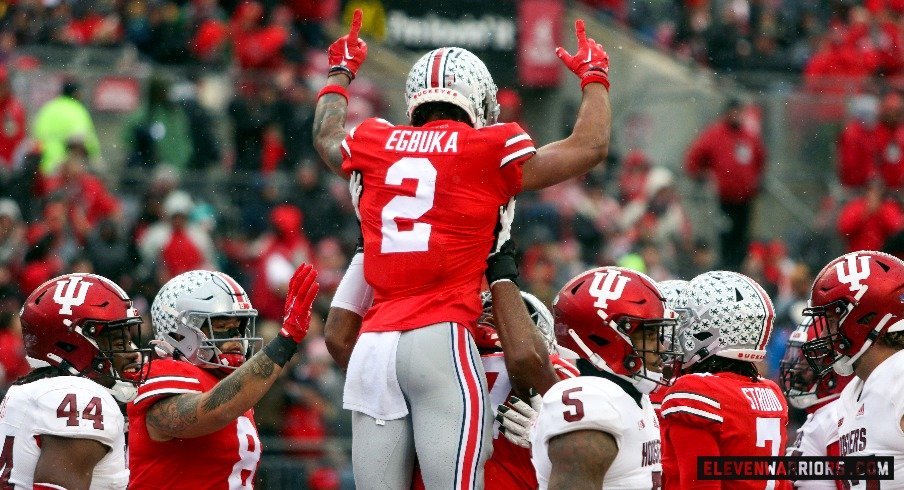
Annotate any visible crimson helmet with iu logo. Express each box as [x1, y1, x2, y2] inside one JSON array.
[[19, 273, 148, 402], [552, 267, 678, 394], [803, 251, 904, 376]]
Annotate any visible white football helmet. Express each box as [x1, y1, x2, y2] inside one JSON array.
[[405, 47, 499, 128], [151, 270, 261, 371], [674, 271, 774, 369], [657, 279, 688, 310], [479, 290, 556, 352]]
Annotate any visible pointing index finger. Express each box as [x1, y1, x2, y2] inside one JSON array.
[[349, 8, 363, 42], [575, 19, 587, 46]]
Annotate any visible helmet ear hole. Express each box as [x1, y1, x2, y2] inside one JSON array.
[[588, 334, 608, 347], [857, 313, 876, 325], [56, 341, 77, 352], [694, 331, 713, 341]]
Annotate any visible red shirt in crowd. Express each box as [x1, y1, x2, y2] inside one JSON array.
[[837, 195, 904, 251], [874, 123, 904, 188], [685, 120, 766, 204], [837, 120, 877, 188], [0, 95, 26, 167]]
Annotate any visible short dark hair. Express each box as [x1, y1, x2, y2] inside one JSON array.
[[688, 356, 760, 381], [410, 102, 472, 127], [881, 331, 904, 349]]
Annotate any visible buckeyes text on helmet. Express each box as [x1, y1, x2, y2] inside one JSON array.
[[405, 47, 500, 129]]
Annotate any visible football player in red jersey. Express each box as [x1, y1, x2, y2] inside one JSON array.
[[801, 251, 904, 489], [127, 266, 318, 489], [314, 10, 612, 489], [660, 270, 791, 490], [781, 317, 852, 490], [0, 273, 148, 489]]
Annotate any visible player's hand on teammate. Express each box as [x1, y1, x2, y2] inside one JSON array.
[[556, 19, 610, 90], [280, 264, 320, 343], [328, 9, 368, 81], [486, 198, 519, 285], [496, 391, 543, 448]]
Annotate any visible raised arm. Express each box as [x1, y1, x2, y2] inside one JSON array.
[[145, 265, 319, 440], [313, 9, 367, 179], [325, 249, 372, 369], [521, 19, 611, 191]]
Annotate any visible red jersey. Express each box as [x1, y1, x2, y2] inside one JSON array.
[[482, 353, 578, 489], [341, 118, 534, 333], [648, 384, 667, 424], [128, 359, 261, 489], [660, 372, 790, 490]]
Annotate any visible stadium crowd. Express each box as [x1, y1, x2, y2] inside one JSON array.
[[0, 1, 903, 488]]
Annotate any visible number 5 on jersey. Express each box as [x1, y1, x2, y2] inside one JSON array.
[[381, 157, 436, 253]]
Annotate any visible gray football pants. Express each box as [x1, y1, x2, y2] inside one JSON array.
[[351, 322, 493, 489]]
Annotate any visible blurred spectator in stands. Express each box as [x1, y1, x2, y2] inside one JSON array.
[[291, 0, 341, 48], [186, 0, 230, 64], [838, 178, 904, 252], [0, 263, 22, 312], [804, 20, 873, 94], [685, 99, 766, 269], [618, 150, 651, 203], [289, 163, 345, 244], [59, 0, 122, 46], [573, 171, 622, 265], [274, 72, 315, 169], [123, 77, 191, 171], [45, 140, 121, 239], [138, 190, 215, 283], [147, 1, 190, 64], [232, 1, 290, 70], [123, 0, 153, 54], [0, 67, 25, 172], [251, 204, 314, 324], [621, 167, 692, 266], [496, 89, 528, 131], [0, 199, 24, 269], [32, 79, 100, 175], [742, 239, 792, 299], [180, 74, 221, 170], [230, 79, 278, 172], [704, 1, 753, 70], [0, 310, 28, 395], [86, 218, 132, 290], [837, 94, 879, 191], [26, 198, 79, 272], [17, 231, 62, 299], [874, 91, 904, 190]]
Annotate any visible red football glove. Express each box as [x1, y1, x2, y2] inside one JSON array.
[[555, 19, 610, 90], [280, 264, 320, 342], [327, 9, 368, 81], [468, 322, 502, 352]]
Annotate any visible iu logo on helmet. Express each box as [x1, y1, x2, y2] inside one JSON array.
[[589, 270, 629, 309], [835, 255, 871, 299], [53, 276, 92, 315]]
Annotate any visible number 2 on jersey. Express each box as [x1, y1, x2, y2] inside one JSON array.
[[381, 157, 436, 253]]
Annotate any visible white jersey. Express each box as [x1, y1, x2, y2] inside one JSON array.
[[531, 376, 661, 490], [786, 400, 841, 490], [0, 376, 127, 489], [836, 349, 904, 489]]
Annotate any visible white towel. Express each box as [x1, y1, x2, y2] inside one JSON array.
[[343, 331, 408, 420]]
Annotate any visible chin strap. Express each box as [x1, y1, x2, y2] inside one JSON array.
[[107, 381, 138, 403]]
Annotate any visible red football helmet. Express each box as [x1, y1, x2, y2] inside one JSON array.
[[20, 273, 149, 401], [552, 267, 678, 393], [781, 316, 853, 411], [803, 251, 904, 376]]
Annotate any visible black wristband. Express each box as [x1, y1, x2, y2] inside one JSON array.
[[263, 335, 299, 367], [486, 241, 519, 286], [329, 65, 354, 80]]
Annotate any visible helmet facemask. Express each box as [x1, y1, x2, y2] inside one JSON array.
[[167, 308, 261, 371], [802, 299, 857, 376], [621, 316, 681, 391], [86, 317, 151, 403]]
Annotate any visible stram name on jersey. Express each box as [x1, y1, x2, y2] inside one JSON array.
[[0, 376, 128, 489]]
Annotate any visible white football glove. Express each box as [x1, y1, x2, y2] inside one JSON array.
[[496, 391, 542, 449], [349, 170, 363, 222], [490, 197, 516, 256]]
